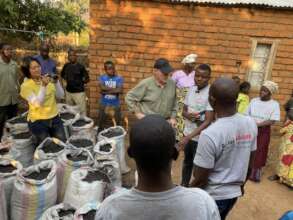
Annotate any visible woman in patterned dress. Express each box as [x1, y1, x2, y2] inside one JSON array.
[[171, 54, 197, 141], [277, 98, 293, 187]]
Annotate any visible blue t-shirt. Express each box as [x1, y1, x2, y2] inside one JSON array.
[[34, 55, 57, 76], [99, 74, 123, 106]]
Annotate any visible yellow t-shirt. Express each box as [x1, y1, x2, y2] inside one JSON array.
[[20, 79, 58, 122], [237, 93, 250, 114]]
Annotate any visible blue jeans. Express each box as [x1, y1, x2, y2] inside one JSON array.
[[28, 115, 66, 146], [216, 198, 238, 220]]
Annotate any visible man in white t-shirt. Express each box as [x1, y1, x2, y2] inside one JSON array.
[[191, 78, 257, 220], [95, 115, 220, 220], [178, 64, 214, 186]]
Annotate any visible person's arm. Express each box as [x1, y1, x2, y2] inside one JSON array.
[[125, 80, 147, 119], [241, 150, 256, 194], [190, 133, 216, 188], [257, 120, 275, 127], [54, 80, 65, 99], [61, 64, 66, 80], [82, 65, 89, 84], [179, 111, 214, 150], [20, 77, 50, 107]]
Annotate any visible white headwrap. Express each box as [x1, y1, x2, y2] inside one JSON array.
[[262, 80, 278, 94], [181, 54, 198, 64]]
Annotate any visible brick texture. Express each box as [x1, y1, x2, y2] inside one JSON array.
[[89, 0, 293, 132]]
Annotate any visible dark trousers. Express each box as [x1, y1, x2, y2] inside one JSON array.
[[97, 104, 121, 132], [181, 140, 198, 186], [28, 116, 66, 146], [215, 198, 238, 220], [0, 104, 18, 139]]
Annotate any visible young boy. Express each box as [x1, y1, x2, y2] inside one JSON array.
[[178, 64, 214, 187], [98, 61, 123, 131], [237, 81, 251, 114]]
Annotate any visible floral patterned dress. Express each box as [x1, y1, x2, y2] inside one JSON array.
[[277, 121, 293, 187]]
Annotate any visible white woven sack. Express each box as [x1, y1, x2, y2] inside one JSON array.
[[70, 115, 94, 137], [57, 104, 80, 115], [34, 137, 66, 164], [98, 126, 130, 174], [64, 167, 110, 209], [10, 132, 34, 167], [5, 112, 29, 135], [0, 182, 7, 220], [96, 159, 121, 187], [0, 158, 22, 220], [74, 202, 100, 220], [11, 160, 57, 220], [56, 150, 93, 203], [40, 203, 76, 220], [67, 135, 95, 152]]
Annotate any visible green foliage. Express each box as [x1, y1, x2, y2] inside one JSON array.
[[0, 0, 86, 41]]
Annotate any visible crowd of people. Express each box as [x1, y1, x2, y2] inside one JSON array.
[[0, 42, 292, 220]]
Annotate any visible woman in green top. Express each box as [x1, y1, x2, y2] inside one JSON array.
[[237, 81, 251, 114]]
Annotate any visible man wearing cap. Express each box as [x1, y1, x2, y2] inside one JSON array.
[[34, 43, 57, 76], [125, 58, 177, 127]]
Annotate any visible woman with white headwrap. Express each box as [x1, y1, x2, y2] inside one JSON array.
[[171, 54, 197, 140], [246, 80, 281, 182]]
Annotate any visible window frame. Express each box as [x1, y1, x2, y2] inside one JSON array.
[[246, 38, 279, 90]]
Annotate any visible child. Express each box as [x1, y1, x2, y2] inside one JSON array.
[[276, 98, 293, 187], [246, 81, 280, 182], [98, 61, 123, 132], [237, 81, 251, 114]]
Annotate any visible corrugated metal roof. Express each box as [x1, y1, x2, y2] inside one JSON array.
[[170, 0, 293, 9]]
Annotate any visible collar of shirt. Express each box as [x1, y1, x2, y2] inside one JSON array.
[[194, 84, 210, 94], [153, 77, 168, 89]]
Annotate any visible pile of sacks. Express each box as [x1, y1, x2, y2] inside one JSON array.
[[0, 104, 130, 220]]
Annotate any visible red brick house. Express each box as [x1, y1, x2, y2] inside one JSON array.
[[88, 0, 293, 124]]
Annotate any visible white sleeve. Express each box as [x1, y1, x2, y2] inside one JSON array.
[[26, 86, 46, 106], [206, 101, 213, 111], [250, 119, 258, 151], [193, 133, 217, 169], [270, 102, 280, 121], [184, 88, 191, 106], [54, 80, 65, 99], [206, 196, 221, 220]]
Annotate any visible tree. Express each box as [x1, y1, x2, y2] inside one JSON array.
[[0, 0, 86, 41]]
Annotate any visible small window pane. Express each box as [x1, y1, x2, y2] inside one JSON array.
[[248, 43, 272, 88]]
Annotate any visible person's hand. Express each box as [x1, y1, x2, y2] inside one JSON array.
[[187, 112, 200, 122], [41, 75, 50, 86], [168, 118, 177, 128], [178, 136, 190, 151], [135, 112, 145, 120]]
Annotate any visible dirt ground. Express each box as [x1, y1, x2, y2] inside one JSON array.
[[122, 135, 293, 220]]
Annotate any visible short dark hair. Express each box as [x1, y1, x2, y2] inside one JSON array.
[[128, 115, 177, 174], [21, 56, 41, 78], [197, 64, 211, 74], [0, 43, 9, 50], [68, 48, 76, 54], [104, 60, 114, 67], [239, 81, 251, 92]]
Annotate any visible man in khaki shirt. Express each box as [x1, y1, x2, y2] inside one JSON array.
[[0, 43, 19, 139], [125, 58, 177, 127]]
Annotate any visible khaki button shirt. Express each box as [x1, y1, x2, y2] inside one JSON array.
[[125, 76, 177, 118], [0, 57, 19, 106]]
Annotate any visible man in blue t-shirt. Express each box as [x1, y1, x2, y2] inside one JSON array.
[[98, 61, 123, 131], [34, 44, 57, 76]]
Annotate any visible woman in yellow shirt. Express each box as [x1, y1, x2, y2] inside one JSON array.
[[237, 81, 251, 114], [20, 56, 65, 145]]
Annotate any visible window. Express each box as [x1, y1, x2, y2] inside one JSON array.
[[247, 39, 278, 89]]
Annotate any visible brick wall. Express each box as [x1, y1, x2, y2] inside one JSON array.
[[89, 0, 293, 129]]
